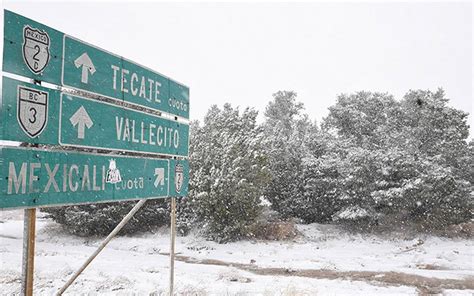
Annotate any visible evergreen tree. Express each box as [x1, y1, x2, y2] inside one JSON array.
[[262, 91, 314, 221], [185, 104, 270, 242], [321, 90, 472, 228], [392, 89, 472, 227]]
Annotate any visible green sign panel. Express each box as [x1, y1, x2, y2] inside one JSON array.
[[59, 93, 189, 156], [0, 147, 189, 209], [62, 36, 190, 118], [2, 9, 63, 85], [3, 10, 189, 119], [0, 77, 189, 156]]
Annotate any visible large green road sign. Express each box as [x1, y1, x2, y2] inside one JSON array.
[[3, 10, 189, 119], [0, 147, 189, 209], [62, 36, 190, 118], [0, 77, 189, 156], [59, 93, 189, 156]]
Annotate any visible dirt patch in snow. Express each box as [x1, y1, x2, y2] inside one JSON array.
[[162, 253, 474, 294]]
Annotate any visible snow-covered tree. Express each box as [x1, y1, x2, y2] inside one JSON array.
[[393, 89, 472, 227], [322, 90, 472, 229], [183, 104, 270, 242], [176, 120, 201, 236], [262, 91, 317, 221], [301, 152, 342, 223], [323, 91, 399, 148]]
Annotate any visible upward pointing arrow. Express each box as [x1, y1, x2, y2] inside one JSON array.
[[69, 106, 93, 139], [74, 52, 96, 84]]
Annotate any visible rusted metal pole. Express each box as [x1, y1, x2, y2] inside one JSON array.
[[56, 199, 146, 295], [20, 80, 41, 296], [21, 208, 36, 296], [169, 197, 176, 296]]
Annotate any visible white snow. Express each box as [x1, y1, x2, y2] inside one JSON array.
[[333, 206, 369, 220], [1, 210, 472, 295]]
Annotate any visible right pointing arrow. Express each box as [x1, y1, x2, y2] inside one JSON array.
[[69, 106, 93, 139]]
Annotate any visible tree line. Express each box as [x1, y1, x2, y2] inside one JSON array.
[[45, 89, 473, 242]]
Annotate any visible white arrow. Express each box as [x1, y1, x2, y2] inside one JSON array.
[[154, 168, 165, 188], [69, 106, 93, 139], [74, 52, 96, 84]]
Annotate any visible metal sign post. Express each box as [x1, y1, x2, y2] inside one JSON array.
[[20, 79, 42, 296], [57, 199, 147, 295], [21, 208, 36, 296], [169, 197, 176, 295]]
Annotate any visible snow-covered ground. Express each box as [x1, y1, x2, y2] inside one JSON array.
[[1, 210, 473, 295]]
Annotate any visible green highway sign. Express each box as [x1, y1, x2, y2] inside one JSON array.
[[1, 77, 189, 156], [0, 147, 189, 209], [62, 36, 190, 119], [3, 9, 63, 85], [3, 10, 189, 119], [1, 10, 191, 210], [59, 93, 189, 156]]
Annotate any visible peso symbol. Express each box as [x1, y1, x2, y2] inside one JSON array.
[[17, 86, 48, 138], [22, 26, 50, 74]]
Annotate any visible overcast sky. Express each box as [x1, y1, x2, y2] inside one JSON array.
[[1, 1, 472, 134]]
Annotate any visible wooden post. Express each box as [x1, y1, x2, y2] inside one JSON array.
[[169, 197, 176, 296], [21, 208, 36, 296]]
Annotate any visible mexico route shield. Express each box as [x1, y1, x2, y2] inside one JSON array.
[[175, 164, 184, 193], [17, 86, 48, 138], [22, 26, 50, 74]]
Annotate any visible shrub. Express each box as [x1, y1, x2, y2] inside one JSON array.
[[43, 199, 170, 236]]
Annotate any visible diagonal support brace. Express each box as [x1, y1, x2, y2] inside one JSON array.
[[57, 199, 147, 295]]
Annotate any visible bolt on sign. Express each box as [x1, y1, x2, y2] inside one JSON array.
[[0, 147, 189, 209], [3, 9, 189, 119], [0, 77, 189, 157]]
